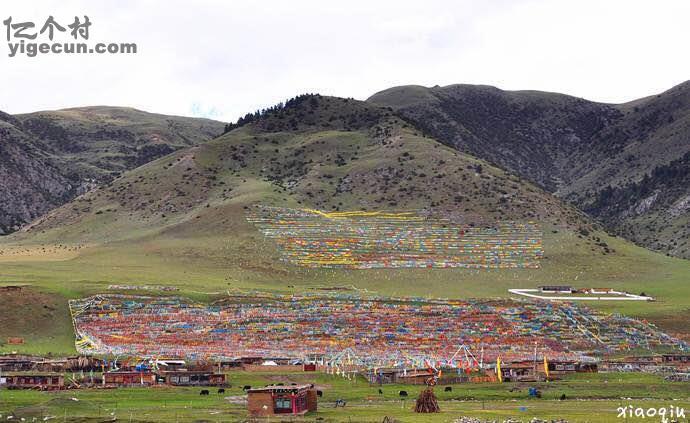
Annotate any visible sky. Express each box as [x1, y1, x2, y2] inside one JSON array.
[[1, 0, 688, 122]]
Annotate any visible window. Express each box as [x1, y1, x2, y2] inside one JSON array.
[[274, 397, 292, 410]]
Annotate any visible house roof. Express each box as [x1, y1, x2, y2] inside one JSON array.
[[160, 370, 224, 375], [3, 372, 64, 376], [247, 384, 313, 393], [104, 371, 155, 375]]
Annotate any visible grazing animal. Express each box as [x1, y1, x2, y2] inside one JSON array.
[[398, 390, 408, 397], [316, 390, 323, 397], [378, 389, 383, 395], [217, 388, 225, 394], [242, 385, 251, 391], [199, 390, 209, 395], [444, 386, 452, 392], [334, 399, 346, 407], [560, 393, 566, 401]]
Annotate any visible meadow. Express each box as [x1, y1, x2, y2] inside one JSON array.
[[1, 371, 688, 422], [2, 221, 690, 357]]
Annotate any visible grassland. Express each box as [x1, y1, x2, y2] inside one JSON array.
[[1, 224, 689, 356], [1, 371, 688, 422], [1, 212, 690, 357]]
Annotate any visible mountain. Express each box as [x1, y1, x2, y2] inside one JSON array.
[[16, 106, 226, 180], [16, 95, 595, 245], [4, 95, 690, 352], [0, 107, 224, 234], [0, 112, 74, 235], [368, 81, 690, 258], [585, 152, 690, 258], [7, 94, 656, 318]]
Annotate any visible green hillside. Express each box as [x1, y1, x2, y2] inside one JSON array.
[[1, 95, 689, 355], [368, 81, 690, 259]]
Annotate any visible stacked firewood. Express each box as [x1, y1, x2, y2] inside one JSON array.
[[414, 387, 440, 413]]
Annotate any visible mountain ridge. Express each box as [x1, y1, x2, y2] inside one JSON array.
[[368, 80, 690, 258], [3, 82, 688, 259], [11, 95, 601, 255], [0, 106, 224, 234]]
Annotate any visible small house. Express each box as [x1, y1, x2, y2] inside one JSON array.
[[0, 355, 37, 372], [153, 359, 187, 371], [1, 373, 64, 390], [497, 361, 539, 382], [661, 354, 690, 368], [539, 285, 573, 293], [247, 384, 317, 416], [546, 360, 598, 375], [103, 371, 156, 386], [159, 370, 226, 386], [367, 367, 473, 385]]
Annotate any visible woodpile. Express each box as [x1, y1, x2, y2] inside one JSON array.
[[414, 387, 440, 413]]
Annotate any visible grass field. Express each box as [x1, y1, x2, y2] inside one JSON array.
[[1, 225, 690, 356], [1, 371, 688, 422]]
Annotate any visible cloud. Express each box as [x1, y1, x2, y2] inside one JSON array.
[[189, 102, 223, 120], [1, 0, 688, 122]]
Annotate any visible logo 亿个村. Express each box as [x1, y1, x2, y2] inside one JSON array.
[[3, 15, 137, 57]]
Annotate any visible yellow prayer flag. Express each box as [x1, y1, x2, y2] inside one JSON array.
[[496, 357, 503, 383]]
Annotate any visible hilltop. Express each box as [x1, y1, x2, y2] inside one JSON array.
[[0, 106, 224, 234], [16, 106, 225, 178], [368, 81, 690, 258]]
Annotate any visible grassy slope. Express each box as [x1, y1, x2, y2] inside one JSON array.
[[1, 96, 689, 355]]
